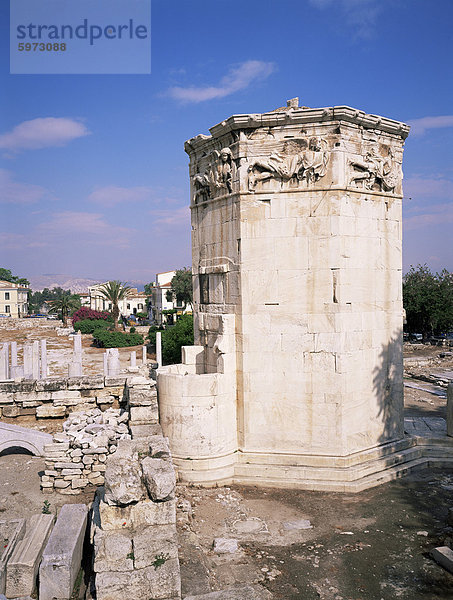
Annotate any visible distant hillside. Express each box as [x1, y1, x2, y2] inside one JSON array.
[[28, 274, 103, 293], [28, 274, 146, 293]]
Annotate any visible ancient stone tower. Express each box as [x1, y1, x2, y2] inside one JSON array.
[[158, 99, 411, 491]]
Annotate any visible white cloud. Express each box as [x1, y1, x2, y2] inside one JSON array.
[[0, 232, 27, 249], [150, 206, 190, 226], [404, 202, 453, 231], [309, 0, 382, 39], [0, 169, 49, 204], [0, 117, 90, 152], [404, 176, 453, 201], [36, 211, 134, 249], [167, 60, 275, 103], [407, 115, 453, 136], [88, 185, 153, 207]]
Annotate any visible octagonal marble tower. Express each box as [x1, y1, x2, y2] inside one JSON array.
[[158, 99, 412, 491]]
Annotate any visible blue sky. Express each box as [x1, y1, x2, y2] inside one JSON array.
[[1, 0, 452, 285]]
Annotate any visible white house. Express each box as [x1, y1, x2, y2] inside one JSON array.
[[149, 271, 191, 326]]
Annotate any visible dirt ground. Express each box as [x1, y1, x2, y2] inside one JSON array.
[[2, 326, 453, 599]]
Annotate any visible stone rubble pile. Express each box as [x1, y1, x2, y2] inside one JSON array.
[[41, 407, 131, 494], [92, 437, 181, 600]]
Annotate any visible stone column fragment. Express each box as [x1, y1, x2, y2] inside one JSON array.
[[39, 504, 88, 600], [5, 513, 54, 598]]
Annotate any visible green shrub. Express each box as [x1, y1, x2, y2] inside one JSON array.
[[74, 319, 111, 334], [162, 314, 194, 364], [93, 330, 144, 348], [130, 326, 136, 333], [147, 325, 164, 346]]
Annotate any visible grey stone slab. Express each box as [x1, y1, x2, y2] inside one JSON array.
[[39, 504, 88, 600], [0, 520, 26, 595], [431, 546, 453, 573], [103, 444, 147, 506], [130, 424, 163, 439], [6, 514, 54, 598], [183, 585, 273, 599]]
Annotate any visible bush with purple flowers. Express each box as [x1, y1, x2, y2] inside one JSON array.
[[72, 306, 113, 324]]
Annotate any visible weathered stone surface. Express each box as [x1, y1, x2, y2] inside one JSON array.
[[39, 504, 88, 600], [95, 558, 181, 600], [68, 375, 104, 390], [148, 436, 171, 459], [431, 546, 453, 573], [6, 513, 54, 598], [130, 405, 159, 424], [103, 443, 146, 506], [0, 519, 26, 595], [130, 424, 163, 439], [213, 538, 239, 554], [142, 458, 176, 501], [93, 529, 133, 573], [184, 585, 273, 599], [36, 405, 66, 418], [99, 499, 176, 530], [133, 524, 178, 570]]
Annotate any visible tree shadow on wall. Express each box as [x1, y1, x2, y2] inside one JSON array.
[[373, 330, 405, 447]]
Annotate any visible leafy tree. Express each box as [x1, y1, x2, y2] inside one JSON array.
[[28, 287, 75, 314], [0, 268, 29, 286], [165, 268, 193, 309], [403, 265, 453, 337], [48, 295, 80, 326], [161, 314, 194, 364], [97, 281, 132, 331]]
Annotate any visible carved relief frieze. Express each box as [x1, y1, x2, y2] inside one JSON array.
[[246, 136, 330, 192], [192, 147, 234, 204], [348, 146, 401, 193]]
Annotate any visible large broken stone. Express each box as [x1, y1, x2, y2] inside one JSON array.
[[103, 441, 147, 506], [39, 504, 88, 600], [6, 513, 54, 598], [141, 458, 176, 501]]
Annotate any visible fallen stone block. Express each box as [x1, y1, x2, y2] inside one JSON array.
[[142, 458, 176, 501], [6, 513, 54, 598], [431, 546, 453, 573], [213, 538, 239, 554], [103, 443, 147, 506], [184, 585, 273, 599], [39, 504, 88, 600], [148, 436, 171, 459], [0, 519, 26, 595]]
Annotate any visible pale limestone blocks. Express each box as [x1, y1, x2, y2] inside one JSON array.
[[6, 513, 54, 598], [93, 436, 181, 599], [39, 504, 88, 600], [159, 100, 409, 490]]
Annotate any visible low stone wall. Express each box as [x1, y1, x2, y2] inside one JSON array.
[[0, 375, 128, 419], [40, 376, 159, 495]]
